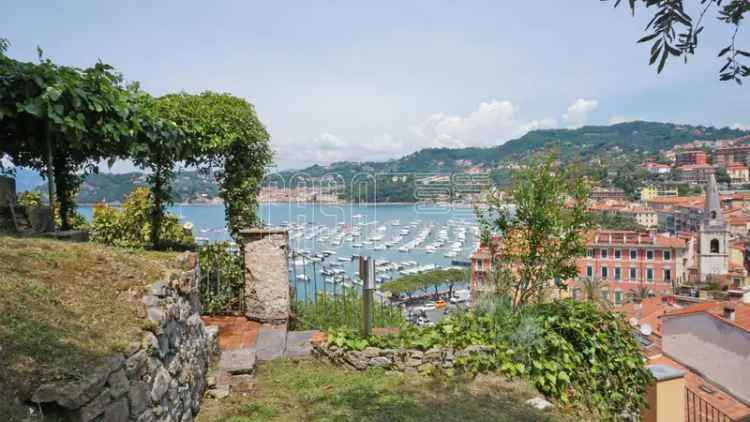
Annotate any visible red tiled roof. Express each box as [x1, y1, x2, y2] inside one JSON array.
[[613, 296, 677, 336]]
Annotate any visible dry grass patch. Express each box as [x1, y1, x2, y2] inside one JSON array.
[[0, 236, 177, 418]]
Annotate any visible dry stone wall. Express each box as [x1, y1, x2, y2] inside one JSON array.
[[30, 253, 218, 422], [312, 342, 493, 374]]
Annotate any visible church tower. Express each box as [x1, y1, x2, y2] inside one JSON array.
[[699, 174, 729, 280]]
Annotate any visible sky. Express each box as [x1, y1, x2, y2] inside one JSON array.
[[2, 1, 748, 171]]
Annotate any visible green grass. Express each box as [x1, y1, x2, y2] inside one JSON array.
[[291, 290, 405, 331], [198, 359, 576, 422], [0, 236, 177, 420]]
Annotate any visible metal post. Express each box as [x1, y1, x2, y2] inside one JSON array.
[[359, 255, 375, 337]]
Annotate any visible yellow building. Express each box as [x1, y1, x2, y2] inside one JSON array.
[[641, 186, 679, 201]]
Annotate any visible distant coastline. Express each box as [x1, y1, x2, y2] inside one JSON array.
[[78, 200, 480, 208]]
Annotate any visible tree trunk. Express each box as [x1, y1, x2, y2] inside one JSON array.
[[53, 153, 70, 231], [45, 124, 56, 231], [150, 166, 163, 250]]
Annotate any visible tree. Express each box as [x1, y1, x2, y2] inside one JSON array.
[[626, 285, 654, 304], [0, 44, 133, 229], [380, 268, 466, 297], [715, 166, 731, 185], [606, 0, 749, 83], [155, 92, 273, 240], [127, 90, 195, 249], [478, 153, 592, 312], [578, 277, 611, 309]]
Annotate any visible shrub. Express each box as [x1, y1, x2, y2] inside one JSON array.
[[16, 191, 87, 230], [198, 241, 244, 315], [292, 289, 405, 331], [16, 191, 42, 208], [91, 187, 194, 250], [324, 299, 652, 418]]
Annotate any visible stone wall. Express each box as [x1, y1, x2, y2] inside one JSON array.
[[31, 252, 218, 422], [312, 342, 493, 374]]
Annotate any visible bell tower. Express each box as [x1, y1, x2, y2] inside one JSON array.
[[698, 174, 729, 280]]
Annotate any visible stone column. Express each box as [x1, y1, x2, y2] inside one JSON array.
[[239, 228, 290, 324]]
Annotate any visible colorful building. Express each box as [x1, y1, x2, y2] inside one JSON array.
[[573, 230, 688, 305], [675, 150, 708, 167]]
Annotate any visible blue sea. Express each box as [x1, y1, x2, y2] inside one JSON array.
[[79, 203, 479, 299]]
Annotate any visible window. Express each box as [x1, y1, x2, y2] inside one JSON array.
[[647, 268, 654, 282], [587, 249, 594, 258], [601, 267, 608, 280], [646, 250, 654, 260], [710, 210, 717, 220], [601, 249, 608, 259], [663, 250, 671, 261], [615, 290, 623, 305], [630, 267, 637, 281], [476, 260, 484, 271], [710, 238, 720, 254], [664, 269, 672, 281], [601, 289, 609, 302], [586, 266, 593, 277], [630, 249, 637, 260], [615, 249, 622, 260], [615, 267, 621, 281]]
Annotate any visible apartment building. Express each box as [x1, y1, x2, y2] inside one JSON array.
[[675, 150, 708, 167], [574, 230, 687, 304]]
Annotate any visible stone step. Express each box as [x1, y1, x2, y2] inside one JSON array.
[[284, 330, 318, 359], [218, 348, 257, 376], [255, 326, 288, 361]]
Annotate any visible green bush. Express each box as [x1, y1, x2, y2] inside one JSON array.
[[325, 299, 652, 418], [15, 191, 88, 229], [292, 289, 405, 331], [91, 187, 194, 250], [198, 241, 244, 315], [16, 191, 42, 208]]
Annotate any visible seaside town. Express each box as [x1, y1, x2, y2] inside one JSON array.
[[469, 135, 750, 420], [4, 2, 750, 422]]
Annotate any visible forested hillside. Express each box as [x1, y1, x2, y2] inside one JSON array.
[[17, 121, 748, 203]]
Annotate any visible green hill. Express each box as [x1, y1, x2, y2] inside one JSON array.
[[30, 121, 747, 204]]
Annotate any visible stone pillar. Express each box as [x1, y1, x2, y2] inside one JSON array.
[[239, 228, 290, 324], [643, 364, 685, 422], [0, 175, 15, 206]]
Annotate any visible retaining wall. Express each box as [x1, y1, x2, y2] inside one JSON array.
[[31, 252, 218, 422]]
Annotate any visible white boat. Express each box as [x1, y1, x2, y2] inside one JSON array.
[[296, 275, 310, 281], [398, 246, 410, 252]]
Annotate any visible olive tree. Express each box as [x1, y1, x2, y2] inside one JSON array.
[[606, 0, 749, 83]]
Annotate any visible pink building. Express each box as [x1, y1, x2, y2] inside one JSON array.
[[572, 230, 688, 305]]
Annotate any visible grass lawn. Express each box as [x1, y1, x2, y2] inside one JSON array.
[[0, 236, 177, 420], [198, 359, 576, 422]]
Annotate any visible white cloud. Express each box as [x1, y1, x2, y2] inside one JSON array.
[[562, 99, 598, 128], [275, 132, 407, 169], [275, 98, 607, 169], [409, 99, 557, 149], [608, 115, 629, 125], [731, 123, 750, 131]]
